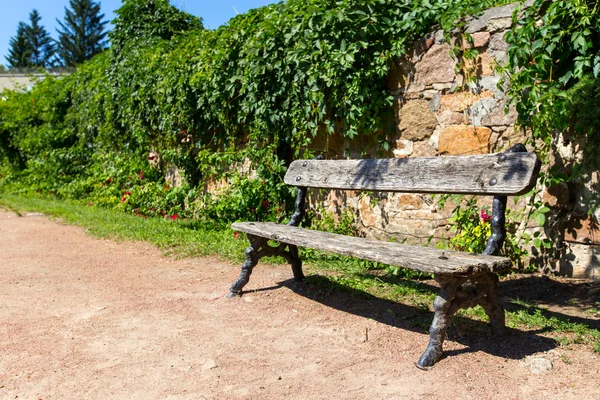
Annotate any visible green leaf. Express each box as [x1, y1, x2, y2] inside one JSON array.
[[536, 213, 546, 227]]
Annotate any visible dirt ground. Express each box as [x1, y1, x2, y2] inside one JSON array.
[[1, 210, 599, 400]]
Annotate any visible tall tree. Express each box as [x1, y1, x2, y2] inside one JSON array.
[[26, 10, 56, 68], [5, 22, 33, 68], [56, 0, 108, 66]]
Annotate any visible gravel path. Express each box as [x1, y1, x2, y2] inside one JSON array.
[[0, 210, 598, 399]]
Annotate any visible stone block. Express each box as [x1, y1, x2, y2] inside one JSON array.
[[440, 90, 495, 112], [415, 44, 457, 86], [488, 17, 513, 32], [470, 98, 499, 126], [542, 182, 571, 209], [429, 92, 441, 112], [489, 32, 509, 52], [393, 139, 414, 158], [465, 1, 529, 33], [462, 32, 491, 49], [564, 217, 600, 245], [413, 141, 437, 157], [464, 52, 496, 77], [399, 194, 423, 211], [437, 109, 467, 126], [398, 100, 438, 141], [559, 243, 600, 281], [480, 103, 518, 126], [469, 75, 504, 98], [438, 125, 492, 155]]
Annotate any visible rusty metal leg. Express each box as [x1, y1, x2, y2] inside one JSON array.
[[479, 272, 506, 336], [227, 235, 267, 297], [416, 275, 462, 369]]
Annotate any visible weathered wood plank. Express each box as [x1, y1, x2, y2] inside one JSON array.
[[232, 222, 511, 275], [284, 152, 540, 195]]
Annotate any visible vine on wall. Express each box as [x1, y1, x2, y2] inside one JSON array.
[[0, 0, 513, 226]]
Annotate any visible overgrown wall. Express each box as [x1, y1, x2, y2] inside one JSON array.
[[311, 1, 598, 280]]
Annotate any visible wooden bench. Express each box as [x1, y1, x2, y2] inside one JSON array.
[[228, 144, 540, 368]]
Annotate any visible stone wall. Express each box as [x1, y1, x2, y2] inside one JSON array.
[[309, 1, 599, 281], [0, 74, 36, 92]]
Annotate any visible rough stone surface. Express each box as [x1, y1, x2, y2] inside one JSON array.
[[489, 32, 509, 52], [472, 31, 491, 48], [461, 32, 491, 49], [523, 356, 554, 374], [470, 75, 503, 97], [480, 104, 518, 126], [399, 194, 423, 211], [542, 183, 571, 209], [440, 91, 495, 112], [415, 44, 457, 85], [465, 1, 528, 33], [564, 217, 600, 245], [488, 17, 513, 32], [393, 139, 414, 158], [437, 110, 467, 126], [470, 98, 499, 126], [429, 93, 441, 112], [464, 52, 496, 77], [559, 243, 600, 281], [438, 125, 492, 155], [398, 100, 438, 140], [412, 140, 437, 157]]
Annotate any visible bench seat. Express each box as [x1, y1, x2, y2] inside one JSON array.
[[232, 221, 511, 275]]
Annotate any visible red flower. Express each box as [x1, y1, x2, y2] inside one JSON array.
[[480, 210, 492, 223], [234, 231, 240, 239], [170, 214, 179, 220], [106, 177, 112, 184], [139, 170, 143, 180], [262, 199, 269, 209], [121, 191, 132, 203]]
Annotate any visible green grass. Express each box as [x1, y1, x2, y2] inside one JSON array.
[[0, 193, 248, 262], [1, 193, 598, 353]]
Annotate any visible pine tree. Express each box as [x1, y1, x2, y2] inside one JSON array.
[[56, 0, 108, 66], [5, 22, 33, 68], [26, 10, 56, 68]]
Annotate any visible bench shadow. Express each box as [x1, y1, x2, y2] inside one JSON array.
[[271, 274, 561, 362]]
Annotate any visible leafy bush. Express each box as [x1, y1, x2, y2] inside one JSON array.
[[0, 0, 514, 225]]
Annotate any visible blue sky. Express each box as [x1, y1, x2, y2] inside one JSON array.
[[0, 0, 277, 67]]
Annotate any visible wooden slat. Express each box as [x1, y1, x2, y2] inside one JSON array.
[[284, 152, 540, 195], [232, 222, 511, 275]]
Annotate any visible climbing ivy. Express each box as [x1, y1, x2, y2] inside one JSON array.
[[0, 0, 513, 225], [503, 0, 600, 200]]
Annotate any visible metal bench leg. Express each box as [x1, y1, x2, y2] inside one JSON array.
[[417, 275, 462, 369], [228, 235, 267, 297], [479, 272, 506, 336], [228, 235, 305, 297], [288, 245, 304, 282]]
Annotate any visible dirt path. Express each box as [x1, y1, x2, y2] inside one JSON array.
[[0, 210, 599, 399]]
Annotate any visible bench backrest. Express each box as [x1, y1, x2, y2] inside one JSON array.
[[284, 152, 540, 196]]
